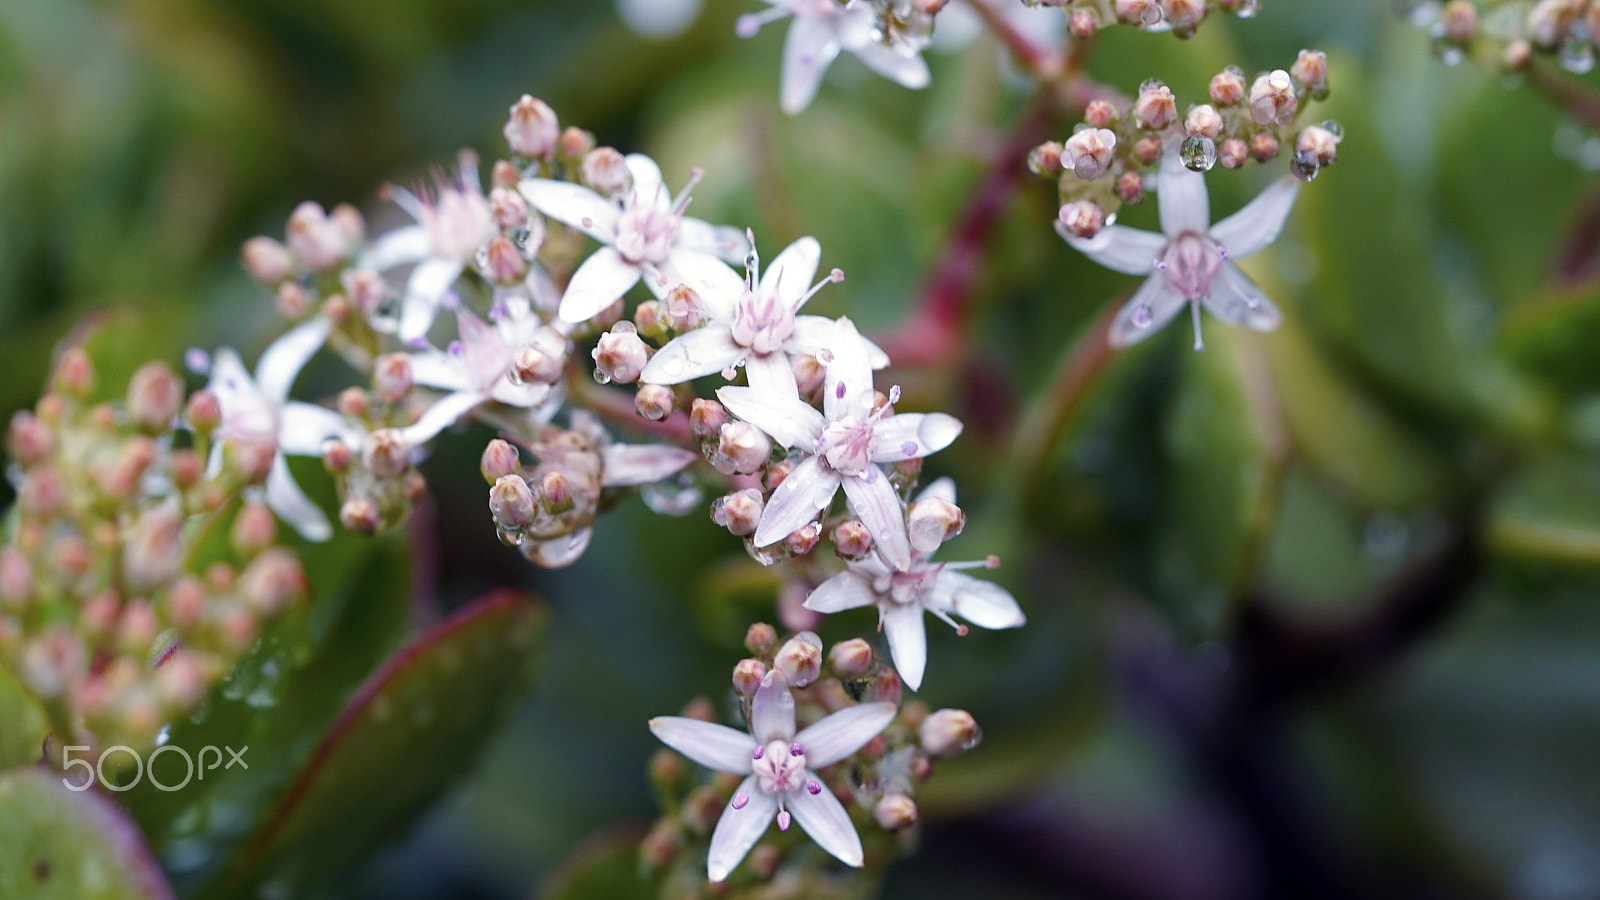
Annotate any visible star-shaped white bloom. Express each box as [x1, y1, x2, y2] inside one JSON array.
[[717, 317, 961, 571], [616, 0, 702, 37], [206, 317, 351, 541], [737, 0, 932, 115], [362, 151, 501, 343], [649, 670, 896, 882], [639, 236, 887, 394], [804, 479, 1024, 690], [1059, 143, 1301, 351], [519, 154, 747, 324], [403, 301, 563, 445]]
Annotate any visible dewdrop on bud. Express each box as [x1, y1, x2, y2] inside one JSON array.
[[711, 489, 764, 537], [732, 658, 767, 696], [490, 475, 538, 528], [481, 439, 520, 483], [635, 383, 675, 421], [540, 471, 574, 514], [1185, 104, 1224, 140], [340, 497, 381, 534], [919, 709, 982, 757], [1297, 123, 1340, 166], [745, 622, 777, 655], [1159, 0, 1205, 32], [285, 201, 349, 272], [504, 95, 559, 159], [773, 631, 823, 687], [829, 638, 873, 679], [1028, 141, 1064, 177], [241, 236, 293, 284], [875, 794, 918, 831], [1064, 128, 1117, 181], [690, 398, 728, 437], [1132, 82, 1177, 130], [126, 361, 183, 432], [717, 422, 771, 475], [1210, 68, 1246, 106], [484, 236, 528, 285], [1115, 0, 1156, 25], [373, 353, 414, 404], [231, 502, 278, 558], [363, 429, 412, 479], [581, 147, 632, 196], [1249, 70, 1297, 126], [907, 497, 965, 554], [1057, 200, 1106, 239], [592, 326, 649, 384]]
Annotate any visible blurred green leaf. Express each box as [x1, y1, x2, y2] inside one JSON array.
[[213, 589, 544, 898], [0, 767, 176, 900], [1489, 456, 1600, 568], [0, 665, 47, 770], [537, 828, 651, 900]]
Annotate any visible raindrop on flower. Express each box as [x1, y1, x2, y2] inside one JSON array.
[[1561, 39, 1596, 74], [1236, 0, 1259, 18], [1319, 119, 1344, 139], [1132, 305, 1154, 328], [1139, 77, 1166, 94], [1430, 36, 1464, 66], [641, 475, 702, 516], [1289, 150, 1321, 182], [1141, 4, 1163, 26], [1180, 136, 1217, 172], [522, 528, 592, 567], [592, 368, 612, 385]]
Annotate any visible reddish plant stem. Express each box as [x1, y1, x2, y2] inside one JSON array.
[[568, 375, 695, 445], [1009, 298, 1119, 494], [1527, 58, 1600, 134], [964, 0, 1064, 80]]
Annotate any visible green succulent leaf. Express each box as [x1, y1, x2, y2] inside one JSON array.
[[0, 767, 177, 900]]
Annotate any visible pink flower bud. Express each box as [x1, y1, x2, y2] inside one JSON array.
[[276, 282, 312, 319], [340, 496, 381, 534], [832, 520, 874, 560], [1291, 48, 1329, 89], [117, 601, 159, 655], [592, 326, 650, 384], [635, 383, 675, 421], [689, 398, 728, 437], [660, 283, 706, 331], [332, 203, 365, 246], [633, 300, 664, 338], [490, 474, 539, 527], [732, 658, 767, 696], [1159, 0, 1205, 31], [338, 387, 372, 419], [1115, 171, 1145, 203], [1057, 200, 1107, 239], [1063, 127, 1117, 181], [154, 651, 206, 710], [1132, 82, 1177, 130], [1067, 9, 1098, 38], [480, 439, 521, 483], [341, 268, 388, 316], [784, 522, 821, 556], [1210, 68, 1247, 106], [52, 347, 96, 399], [1028, 141, 1065, 177], [503, 95, 560, 158], [540, 470, 574, 514], [1084, 101, 1117, 130], [166, 576, 206, 630], [773, 631, 823, 687], [241, 236, 294, 284], [1250, 131, 1281, 162], [907, 497, 965, 554], [323, 438, 354, 474], [363, 428, 412, 479], [1185, 104, 1224, 139], [745, 622, 777, 654], [875, 793, 918, 830], [1296, 124, 1340, 165], [489, 186, 530, 231], [711, 488, 764, 537], [0, 548, 32, 610], [238, 548, 306, 615], [558, 126, 596, 163], [372, 353, 414, 404], [919, 708, 981, 756], [1218, 137, 1250, 169], [7, 411, 52, 465], [1249, 70, 1297, 126], [715, 422, 771, 475], [513, 328, 570, 385], [231, 502, 278, 558], [484, 236, 529, 285], [868, 667, 902, 705], [123, 503, 184, 593], [581, 147, 632, 196], [829, 638, 873, 679], [285, 201, 349, 272]]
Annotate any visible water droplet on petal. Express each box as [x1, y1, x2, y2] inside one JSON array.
[[1290, 150, 1321, 182], [522, 527, 593, 567], [592, 369, 612, 385], [1132, 305, 1154, 328], [1141, 4, 1163, 26], [1236, 0, 1259, 17], [641, 476, 702, 516], [1180, 136, 1217, 172], [1562, 38, 1596, 74]]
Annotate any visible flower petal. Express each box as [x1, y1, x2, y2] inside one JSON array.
[[361, 224, 431, 272], [489, 377, 550, 408], [881, 599, 928, 690], [600, 443, 698, 487], [795, 702, 897, 768], [1202, 263, 1282, 333], [409, 352, 474, 392], [1209, 176, 1300, 261], [823, 317, 875, 420], [400, 390, 485, 445], [517, 179, 619, 243], [1108, 275, 1188, 349], [559, 246, 642, 323], [624, 154, 666, 211], [649, 716, 758, 773], [677, 217, 751, 265], [870, 412, 963, 463], [277, 402, 350, 457], [939, 571, 1026, 630], [789, 315, 890, 369], [840, 468, 910, 572], [761, 236, 821, 309], [707, 774, 777, 882], [1157, 143, 1210, 238], [915, 476, 956, 505], [398, 258, 463, 343], [787, 771, 865, 867], [616, 0, 702, 38], [716, 385, 827, 448], [751, 669, 796, 742], [655, 248, 745, 308], [753, 455, 841, 547], [743, 351, 799, 397], [265, 453, 331, 542], [639, 325, 742, 385], [849, 40, 931, 90], [803, 569, 879, 615], [206, 348, 263, 414], [256, 316, 332, 404], [1054, 223, 1165, 276], [781, 13, 843, 115]]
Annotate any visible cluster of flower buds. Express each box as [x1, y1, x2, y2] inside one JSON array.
[[1407, 0, 1600, 74], [642, 625, 982, 888], [1, 350, 307, 755], [1036, 0, 1263, 39], [1031, 51, 1338, 239]]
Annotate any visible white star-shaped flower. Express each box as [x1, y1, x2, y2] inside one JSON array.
[[804, 479, 1024, 690], [519, 154, 747, 324], [649, 670, 896, 882], [403, 301, 563, 445], [1059, 144, 1301, 351], [206, 317, 351, 541], [737, 0, 932, 115], [639, 236, 886, 395], [717, 317, 961, 571]]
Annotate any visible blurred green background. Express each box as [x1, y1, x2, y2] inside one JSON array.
[[7, 0, 1600, 898]]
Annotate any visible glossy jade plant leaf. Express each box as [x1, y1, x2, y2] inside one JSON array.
[[0, 767, 176, 900]]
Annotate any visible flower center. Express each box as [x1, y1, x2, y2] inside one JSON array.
[[817, 417, 877, 476], [424, 187, 496, 261], [874, 563, 934, 605], [729, 288, 796, 355], [614, 193, 678, 266], [753, 740, 807, 794], [1159, 232, 1223, 301]]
